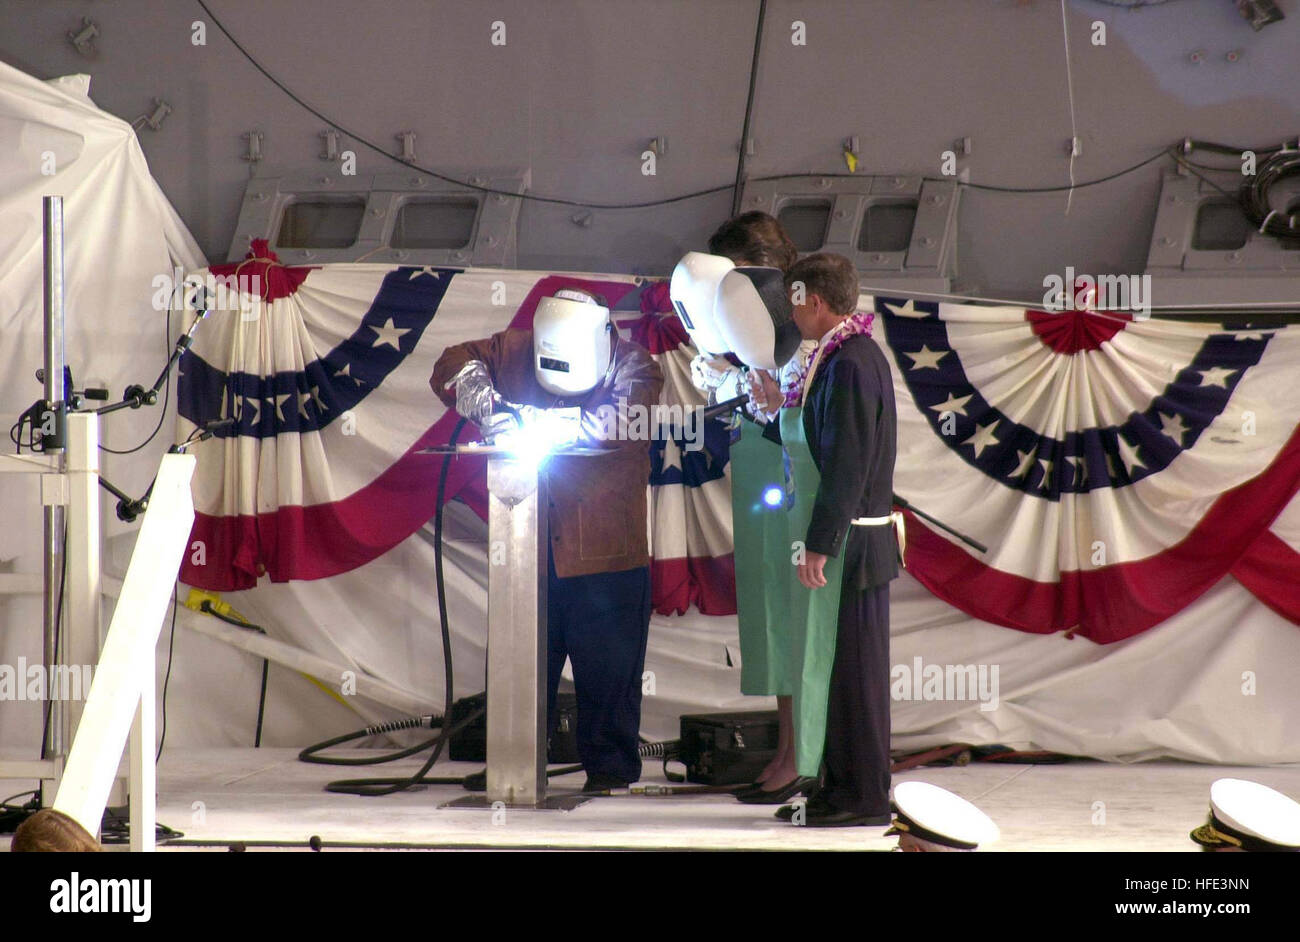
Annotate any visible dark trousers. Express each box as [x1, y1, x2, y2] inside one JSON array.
[[546, 553, 652, 784], [820, 580, 892, 816]]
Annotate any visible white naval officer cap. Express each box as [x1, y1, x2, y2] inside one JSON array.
[[885, 781, 1000, 851], [1190, 778, 1300, 852]]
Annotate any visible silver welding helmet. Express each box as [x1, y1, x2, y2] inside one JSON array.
[[668, 251, 736, 356], [533, 289, 614, 396]]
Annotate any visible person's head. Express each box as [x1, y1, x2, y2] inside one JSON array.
[[533, 288, 613, 396], [784, 252, 860, 341], [11, 809, 102, 852], [707, 212, 798, 271], [897, 832, 967, 852]]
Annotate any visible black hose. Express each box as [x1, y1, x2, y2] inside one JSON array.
[[299, 709, 480, 768], [254, 658, 268, 748], [198, 602, 272, 748], [1240, 147, 1300, 242]]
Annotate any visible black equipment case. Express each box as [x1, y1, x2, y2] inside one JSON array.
[[449, 691, 580, 764], [678, 711, 780, 785]]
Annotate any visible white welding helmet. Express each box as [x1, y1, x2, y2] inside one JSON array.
[[533, 289, 614, 396], [668, 251, 735, 355], [714, 266, 801, 371]]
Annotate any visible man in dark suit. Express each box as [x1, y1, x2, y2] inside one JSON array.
[[752, 252, 899, 826]]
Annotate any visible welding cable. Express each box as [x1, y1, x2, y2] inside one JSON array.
[[1240, 147, 1300, 241], [321, 417, 470, 795]]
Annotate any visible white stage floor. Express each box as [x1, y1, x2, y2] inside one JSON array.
[[10, 748, 1300, 851]]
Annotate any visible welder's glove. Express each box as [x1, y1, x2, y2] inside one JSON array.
[[444, 360, 501, 426], [689, 354, 742, 396]]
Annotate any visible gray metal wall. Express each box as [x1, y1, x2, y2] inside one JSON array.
[[3, 0, 1296, 298]]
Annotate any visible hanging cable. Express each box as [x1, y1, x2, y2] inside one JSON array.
[[1240, 147, 1300, 241], [100, 304, 171, 455], [192, 0, 1178, 209], [730, 0, 768, 217]]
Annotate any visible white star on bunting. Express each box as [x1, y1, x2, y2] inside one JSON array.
[[963, 421, 1000, 457], [1010, 448, 1036, 480], [928, 392, 973, 417], [408, 266, 442, 281], [370, 318, 411, 351], [882, 299, 929, 318], [1197, 366, 1236, 388], [1158, 411, 1189, 447], [1117, 435, 1145, 474], [334, 362, 363, 386], [904, 345, 948, 370], [1066, 455, 1086, 487]]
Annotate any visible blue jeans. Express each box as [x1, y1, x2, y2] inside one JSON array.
[[546, 554, 652, 784]]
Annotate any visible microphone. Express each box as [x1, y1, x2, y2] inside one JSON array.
[[184, 417, 237, 447]]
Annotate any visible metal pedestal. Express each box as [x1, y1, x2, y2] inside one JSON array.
[[431, 447, 608, 812]]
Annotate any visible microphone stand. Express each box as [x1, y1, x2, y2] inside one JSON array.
[[97, 419, 233, 522], [704, 392, 990, 554], [95, 306, 211, 416], [80, 304, 218, 521]]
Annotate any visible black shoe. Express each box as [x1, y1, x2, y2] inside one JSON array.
[[737, 775, 817, 804], [778, 796, 890, 827], [462, 770, 486, 792], [582, 773, 629, 793], [774, 800, 805, 821]]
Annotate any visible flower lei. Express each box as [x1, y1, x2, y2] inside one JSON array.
[[781, 310, 875, 407]]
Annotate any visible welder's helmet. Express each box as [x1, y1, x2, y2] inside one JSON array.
[[668, 252, 735, 356], [714, 266, 801, 371], [533, 289, 614, 396]]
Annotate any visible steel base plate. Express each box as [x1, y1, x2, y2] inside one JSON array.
[[441, 792, 593, 812]]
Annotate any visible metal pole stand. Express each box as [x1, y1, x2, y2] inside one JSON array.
[[436, 447, 607, 812]]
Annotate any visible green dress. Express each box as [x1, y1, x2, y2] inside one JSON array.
[[730, 421, 793, 697], [781, 406, 846, 778]]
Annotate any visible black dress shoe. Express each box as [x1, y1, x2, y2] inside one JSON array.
[[774, 801, 803, 821], [737, 775, 818, 804], [776, 797, 891, 827]]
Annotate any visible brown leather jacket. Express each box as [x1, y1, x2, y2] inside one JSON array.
[[430, 328, 664, 578]]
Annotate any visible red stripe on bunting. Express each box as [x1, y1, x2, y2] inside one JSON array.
[[652, 553, 737, 616], [901, 421, 1300, 643], [1230, 529, 1300, 625]]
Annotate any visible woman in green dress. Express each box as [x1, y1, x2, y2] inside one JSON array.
[[687, 212, 805, 797]]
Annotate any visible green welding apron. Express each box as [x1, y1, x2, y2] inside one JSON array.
[[781, 406, 845, 778], [730, 421, 793, 697]]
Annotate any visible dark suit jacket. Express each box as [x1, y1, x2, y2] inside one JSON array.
[[790, 333, 899, 590], [430, 328, 664, 579]]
